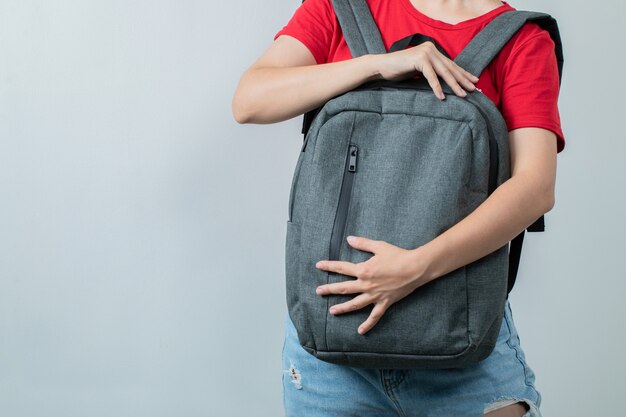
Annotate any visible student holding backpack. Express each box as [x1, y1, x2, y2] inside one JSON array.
[[233, 0, 564, 416]]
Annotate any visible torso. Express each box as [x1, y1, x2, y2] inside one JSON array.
[[273, 0, 566, 152], [324, 0, 535, 109]]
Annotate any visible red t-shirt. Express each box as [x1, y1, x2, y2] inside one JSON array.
[[274, 0, 565, 153]]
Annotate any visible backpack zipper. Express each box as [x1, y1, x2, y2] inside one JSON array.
[[356, 82, 498, 195], [324, 91, 497, 262], [329, 144, 358, 261], [463, 95, 498, 195]]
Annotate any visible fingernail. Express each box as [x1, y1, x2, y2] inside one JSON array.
[[347, 235, 356, 243], [358, 326, 365, 334], [330, 307, 337, 314], [315, 261, 322, 268], [316, 287, 323, 294]]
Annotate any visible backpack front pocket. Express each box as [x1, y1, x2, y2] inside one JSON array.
[[323, 111, 474, 356]]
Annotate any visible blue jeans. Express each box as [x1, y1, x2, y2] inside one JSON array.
[[282, 299, 542, 417]]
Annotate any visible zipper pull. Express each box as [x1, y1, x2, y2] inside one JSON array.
[[348, 145, 358, 172]]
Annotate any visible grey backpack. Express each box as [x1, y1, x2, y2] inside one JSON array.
[[285, 0, 563, 369]]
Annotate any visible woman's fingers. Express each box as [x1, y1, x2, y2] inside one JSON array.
[[325, 292, 391, 335], [315, 259, 358, 277], [430, 55, 470, 97], [408, 44, 478, 99], [358, 300, 390, 335], [420, 63, 445, 100], [317, 278, 362, 296], [378, 42, 480, 96], [328, 292, 372, 315], [440, 57, 479, 91], [463, 67, 480, 83]]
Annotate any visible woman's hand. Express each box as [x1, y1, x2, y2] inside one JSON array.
[[372, 41, 479, 100], [315, 235, 431, 335]]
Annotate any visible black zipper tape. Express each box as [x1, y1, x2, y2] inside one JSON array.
[[329, 144, 358, 261]]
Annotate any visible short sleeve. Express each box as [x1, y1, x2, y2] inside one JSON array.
[[273, 0, 335, 65], [499, 24, 566, 153]]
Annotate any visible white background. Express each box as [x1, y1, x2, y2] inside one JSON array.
[[1, 0, 624, 416]]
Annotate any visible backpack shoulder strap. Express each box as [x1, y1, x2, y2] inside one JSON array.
[[454, 10, 564, 85], [453, 10, 563, 297], [302, 0, 386, 135], [330, 0, 387, 57], [508, 215, 545, 297], [495, 17, 558, 296]]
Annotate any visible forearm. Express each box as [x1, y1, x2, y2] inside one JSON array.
[[413, 174, 554, 283], [232, 55, 379, 124]]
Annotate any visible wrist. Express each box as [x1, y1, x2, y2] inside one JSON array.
[[409, 242, 442, 285], [360, 53, 383, 82]]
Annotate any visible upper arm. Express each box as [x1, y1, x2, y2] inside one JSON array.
[[498, 23, 566, 154], [247, 0, 335, 71], [249, 35, 318, 71], [497, 23, 563, 209], [508, 127, 557, 207], [263, 0, 334, 67], [233, 0, 332, 123]]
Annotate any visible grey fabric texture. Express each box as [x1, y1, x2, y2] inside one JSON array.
[[284, 0, 557, 369], [453, 10, 556, 79], [331, 0, 386, 57]]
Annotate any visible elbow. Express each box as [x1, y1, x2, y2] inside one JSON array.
[[232, 107, 251, 125], [522, 176, 555, 215], [538, 183, 555, 214], [232, 94, 253, 124], [232, 71, 258, 124], [542, 178, 556, 213], [527, 173, 556, 214], [544, 191, 555, 213]]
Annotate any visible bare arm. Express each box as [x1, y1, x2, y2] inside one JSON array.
[[413, 126, 557, 282], [237, 32, 556, 336], [231, 36, 379, 124], [315, 127, 557, 335], [232, 35, 479, 124]]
